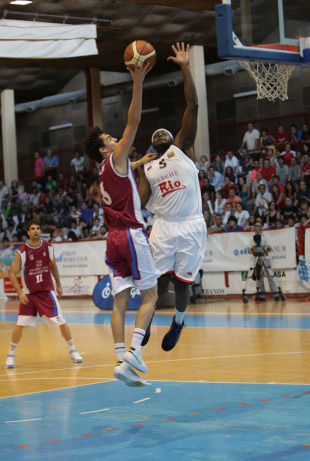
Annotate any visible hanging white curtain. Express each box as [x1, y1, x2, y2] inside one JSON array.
[[0, 19, 98, 58]]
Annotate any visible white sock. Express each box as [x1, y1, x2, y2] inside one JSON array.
[[115, 342, 126, 362], [67, 339, 75, 352], [175, 310, 186, 325], [131, 328, 146, 349], [9, 342, 18, 355]]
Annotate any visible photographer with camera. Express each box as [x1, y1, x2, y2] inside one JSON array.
[[248, 222, 280, 302]]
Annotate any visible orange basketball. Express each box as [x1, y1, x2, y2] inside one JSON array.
[[124, 40, 156, 71]]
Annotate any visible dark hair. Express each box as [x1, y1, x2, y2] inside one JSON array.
[[26, 219, 41, 231], [82, 126, 105, 163], [67, 230, 79, 241]]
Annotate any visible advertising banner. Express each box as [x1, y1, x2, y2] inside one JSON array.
[[53, 240, 108, 276], [201, 228, 296, 272], [0, 245, 21, 278]]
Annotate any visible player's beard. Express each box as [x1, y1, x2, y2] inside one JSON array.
[[154, 140, 172, 155]]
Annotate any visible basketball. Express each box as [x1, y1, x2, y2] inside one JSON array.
[[124, 40, 156, 71]]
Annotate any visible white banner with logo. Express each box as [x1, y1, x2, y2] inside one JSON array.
[[53, 241, 108, 276], [202, 268, 308, 295], [304, 228, 310, 260], [202, 228, 296, 272]]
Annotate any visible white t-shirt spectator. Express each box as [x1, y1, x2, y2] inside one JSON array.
[[243, 129, 260, 150], [224, 155, 240, 170], [71, 156, 85, 173]]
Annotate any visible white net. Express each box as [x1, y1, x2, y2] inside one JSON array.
[[239, 61, 295, 102]]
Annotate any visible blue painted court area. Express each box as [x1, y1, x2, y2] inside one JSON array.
[[2, 311, 310, 330], [1, 381, 310, 460]]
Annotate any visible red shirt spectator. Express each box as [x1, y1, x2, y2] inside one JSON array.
[[275, 125, 290, 149], [301, 153, 310, 180], [220, 177, 238, 198], [280, 143, 296, 166], [261, 159, 276, 182]]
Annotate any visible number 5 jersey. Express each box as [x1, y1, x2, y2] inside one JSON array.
[[144, 145, 202, 219]]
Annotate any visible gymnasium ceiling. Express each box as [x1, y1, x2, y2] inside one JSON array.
[[0, 0, 220, 103]]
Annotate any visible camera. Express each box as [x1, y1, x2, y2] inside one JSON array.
[[252, 233, 266, 257]]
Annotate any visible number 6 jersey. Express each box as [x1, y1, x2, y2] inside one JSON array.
[[98, 154, 145, 230], [18, 240, 55, 294]]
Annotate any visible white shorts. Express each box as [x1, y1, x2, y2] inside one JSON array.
[[108, 227, 160, 296], [150, 215, 207, 283]]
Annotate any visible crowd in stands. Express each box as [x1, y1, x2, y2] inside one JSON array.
[[0, 149, 108, 247], [0, 122, 309, 257], [196, 121, 310, 258]]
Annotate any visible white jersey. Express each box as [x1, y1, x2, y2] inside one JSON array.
[[144, 145, 202, 220]]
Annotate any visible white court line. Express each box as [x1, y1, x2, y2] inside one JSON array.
[[2, 379, 309, 401], [1, 350, 310, 381], [80, 408, 110, 414], [5, 418, 42, 423], [133, 398, 150, 404], [0, 362, 116, 378], [2, 351, 310, 399], [0, 377, 111, 383]]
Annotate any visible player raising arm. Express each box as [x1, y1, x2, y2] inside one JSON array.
[[138, 42, 207, 351], [83, 63, 159, 387]]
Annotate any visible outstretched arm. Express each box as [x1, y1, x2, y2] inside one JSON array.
[[131, 152, 158, 171], [113, 64, 151, 175], [171, 43, 198, 162]]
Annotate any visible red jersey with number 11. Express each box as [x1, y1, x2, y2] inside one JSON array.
[[18, 239, 55, 294]]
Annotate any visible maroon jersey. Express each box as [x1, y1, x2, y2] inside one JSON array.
[[18, 239, 55, 294], [98, 154, 144, 230]]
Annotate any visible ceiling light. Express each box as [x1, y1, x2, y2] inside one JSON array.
[[10, 1, 33, 5]]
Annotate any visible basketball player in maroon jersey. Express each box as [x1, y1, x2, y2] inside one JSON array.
[[83, 63, 159, 387], [5, 220, 83, 369]]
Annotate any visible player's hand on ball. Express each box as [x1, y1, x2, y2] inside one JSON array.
[[127, 62, 151, 82]]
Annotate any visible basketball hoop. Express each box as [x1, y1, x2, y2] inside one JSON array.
[[239, 61, 295, 102]]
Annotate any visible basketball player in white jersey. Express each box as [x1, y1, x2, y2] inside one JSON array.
[[138, 42, 207, 351], [83, 63, 159, 387]]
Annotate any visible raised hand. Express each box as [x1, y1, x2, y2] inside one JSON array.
[[167, 42, 189, 67]]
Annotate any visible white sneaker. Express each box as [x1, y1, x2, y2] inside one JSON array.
[[70, 349, 83, 363], [123, 346, 148, 373], [114, 361, 146, 387], [5, 354, 15, 369]]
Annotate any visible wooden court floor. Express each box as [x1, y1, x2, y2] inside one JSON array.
[[1, 296, 310, 398], [1, 296, 310, 460]]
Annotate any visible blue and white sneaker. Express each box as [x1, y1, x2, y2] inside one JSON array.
[[5, 354, 16, 369], [123, 346, 148, 373], [70, 349, 83, 363], [114, 361, 146, 387], [162, 316, 185, 351]]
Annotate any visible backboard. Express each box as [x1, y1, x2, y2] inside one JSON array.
[[216, 0, 310, 65]]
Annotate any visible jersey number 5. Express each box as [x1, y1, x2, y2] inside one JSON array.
[[159, 159, 167, 169]]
